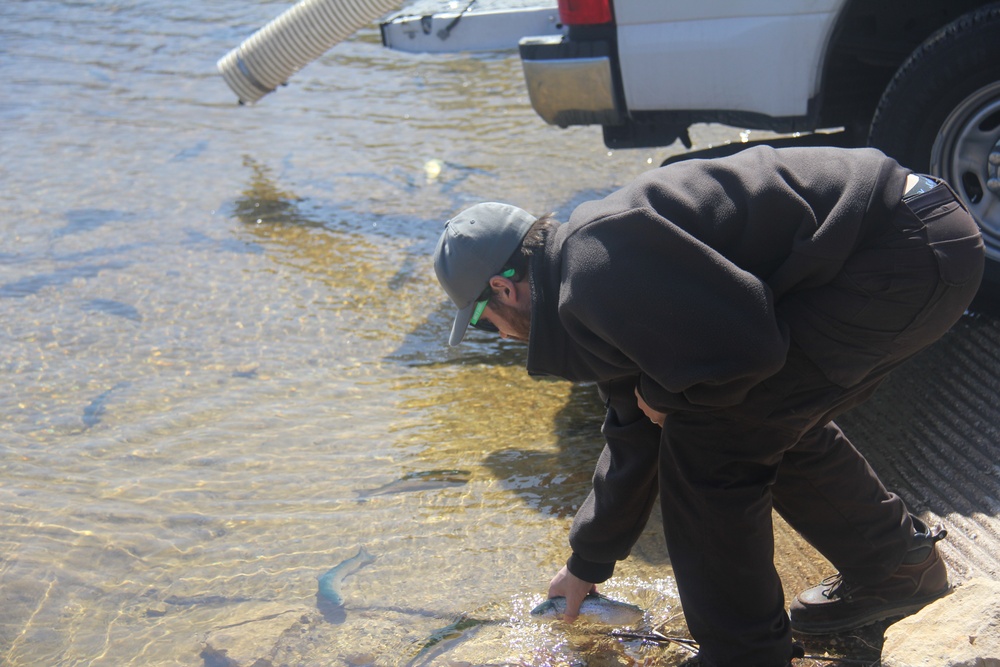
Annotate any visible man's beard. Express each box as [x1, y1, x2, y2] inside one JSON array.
[[492, 300, 531, 343]]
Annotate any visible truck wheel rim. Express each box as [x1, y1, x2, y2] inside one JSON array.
[[930, 81, 1000, 261]]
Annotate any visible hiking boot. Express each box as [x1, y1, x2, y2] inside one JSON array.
[[789, 521, 950, 634]]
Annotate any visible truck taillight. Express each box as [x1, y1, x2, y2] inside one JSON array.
[[557, 0, 613, 25]]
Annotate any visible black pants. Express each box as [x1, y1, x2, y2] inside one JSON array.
[[660, 183, 985, 666]]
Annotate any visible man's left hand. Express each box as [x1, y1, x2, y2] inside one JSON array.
[[635, 388, 666, 427]]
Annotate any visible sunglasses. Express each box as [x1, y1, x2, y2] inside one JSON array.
[[469, 268, 515, 332]]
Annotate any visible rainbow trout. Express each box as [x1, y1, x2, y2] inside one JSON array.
[[530, 593, 644, 626], [317, 546, 375, 622]]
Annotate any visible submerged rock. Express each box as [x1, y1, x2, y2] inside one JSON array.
[[881, 578, 1000, 667]]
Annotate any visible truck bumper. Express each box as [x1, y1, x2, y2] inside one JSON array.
[[518, 35, 621, 128], [380, 7, 566, 53]]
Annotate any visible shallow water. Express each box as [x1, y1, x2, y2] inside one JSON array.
[[0, 2, 709, 665], [4, 2, 999, 666]]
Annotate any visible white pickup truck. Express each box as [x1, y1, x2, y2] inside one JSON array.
[[379, 0, 1000, 284], [516, 0, 1000, 284], [520, 0, 1000, 282]]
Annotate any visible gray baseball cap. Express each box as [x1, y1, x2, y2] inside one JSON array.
[[433, 202, 536, 345]]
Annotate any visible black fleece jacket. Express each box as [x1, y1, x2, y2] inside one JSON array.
[[522, 146, 910, 582]]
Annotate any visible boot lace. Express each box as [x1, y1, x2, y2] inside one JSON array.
[[820, 573, 861, 600]]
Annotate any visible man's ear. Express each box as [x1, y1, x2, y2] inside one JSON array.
[[488, 274, 518, 304]]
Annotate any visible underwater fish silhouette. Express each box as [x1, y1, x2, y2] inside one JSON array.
[[356, 470, 470, 499]]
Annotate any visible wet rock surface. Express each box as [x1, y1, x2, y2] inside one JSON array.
[[881, 578, 1000, 667]]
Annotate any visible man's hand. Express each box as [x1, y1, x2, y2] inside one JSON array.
[[635, 388, 666, 427], [547, 565, 597, 623]]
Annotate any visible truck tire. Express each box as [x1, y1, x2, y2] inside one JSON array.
[[868, 3, 1000, 289]]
